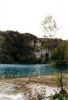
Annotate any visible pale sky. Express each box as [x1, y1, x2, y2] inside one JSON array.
[[0, 0, 68, 40]]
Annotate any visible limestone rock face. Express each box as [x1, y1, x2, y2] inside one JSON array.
[[29, 39, 50, 59], [29, 40, 34, 47], [34, 49, 41, 58], [36, 40, 41, 47]]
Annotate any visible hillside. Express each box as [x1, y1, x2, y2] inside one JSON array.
[[0, 31, 64, 64]]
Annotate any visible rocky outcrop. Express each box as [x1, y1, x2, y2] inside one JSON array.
[[36, 40, 41, 47], [29, 39, 50, 59], [29, 40, 35, 47]]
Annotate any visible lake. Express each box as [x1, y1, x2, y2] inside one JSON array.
[[0, 64, 67, 77]]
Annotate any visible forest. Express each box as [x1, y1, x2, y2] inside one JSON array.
[[0, 30, 68, 65]]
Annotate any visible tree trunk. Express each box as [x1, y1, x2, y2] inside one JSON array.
[[60, 70, 63, 91], [59, 70, 67, 94]]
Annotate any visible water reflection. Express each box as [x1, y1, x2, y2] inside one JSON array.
[[55, 65, 68, 72]]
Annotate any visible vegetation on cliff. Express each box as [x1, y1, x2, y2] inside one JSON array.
[[0, 30, 67, 64], [0, 31, 37, 63]]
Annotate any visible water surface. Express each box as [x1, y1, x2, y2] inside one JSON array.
[[0, 64, 67, 77]]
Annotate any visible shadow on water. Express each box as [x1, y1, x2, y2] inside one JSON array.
[[55, 65, 68, 72]]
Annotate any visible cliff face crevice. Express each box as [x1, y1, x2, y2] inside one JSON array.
[[29, 39, 50, 62]]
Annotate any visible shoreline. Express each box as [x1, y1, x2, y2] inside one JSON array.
[[0, 73, 68, 86], [0, 74, 68, 100]]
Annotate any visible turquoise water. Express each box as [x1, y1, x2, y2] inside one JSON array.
[[0, 64, 67, 77]]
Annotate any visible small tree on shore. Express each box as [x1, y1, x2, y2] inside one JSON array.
[[42, 15, 68, 94]]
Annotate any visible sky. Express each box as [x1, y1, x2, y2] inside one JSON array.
[[0, 0, 68, 40]]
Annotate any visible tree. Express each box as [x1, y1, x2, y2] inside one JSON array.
[[50, 40, 68, 93], [0, 31, 5, 63], [0, 31, 39, 64], [42, 15, 58, 38], [42, 15, 68, 94], [50, 41, 67, 65]]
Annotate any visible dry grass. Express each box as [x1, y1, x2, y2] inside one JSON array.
[[0, 73, 68, 93]]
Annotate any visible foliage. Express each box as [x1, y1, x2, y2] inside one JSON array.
[[42, 15, 58, 38], [50, 40, 68, 96], [52, 72, 67, 88], [0, 30, 67, 64], [40, 38, 62, 51], [50, 40, 67, 65], [48, 93, 68, 100], [0, 30, 38, 64]]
